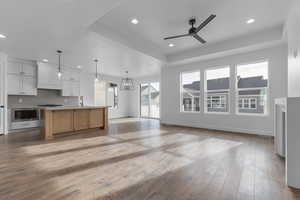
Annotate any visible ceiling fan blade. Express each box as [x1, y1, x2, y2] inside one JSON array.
[[164, 34, 190, 40], [193, 34, 206, 44], [196, 14, 216, 33]]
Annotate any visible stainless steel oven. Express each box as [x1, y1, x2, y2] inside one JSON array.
[[9, 108, 41, 130]]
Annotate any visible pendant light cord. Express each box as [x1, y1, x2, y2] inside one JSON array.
[[57, 50, 62, 73], [94, 59, 99, 79]]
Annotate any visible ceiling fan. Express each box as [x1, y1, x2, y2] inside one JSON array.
[[164, 14, 216, 44]]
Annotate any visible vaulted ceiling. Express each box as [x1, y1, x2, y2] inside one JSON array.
[[0, 0, 293, 77]]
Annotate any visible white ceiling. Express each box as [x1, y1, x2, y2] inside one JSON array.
[[0, 0, 293, 77], [0, 0, 163, 77], [93, 0, 292, 55]]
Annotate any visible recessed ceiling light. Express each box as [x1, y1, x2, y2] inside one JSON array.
[[131, 18, 139, 25], [169, 43, 175, 47], [247, 18, 255, 24], [0, 34, 7, 39], [77, 65, 82, 69], [42, 59, 48, 63]]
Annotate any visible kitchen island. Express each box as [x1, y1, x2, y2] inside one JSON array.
[[41, 106, 109, 140]]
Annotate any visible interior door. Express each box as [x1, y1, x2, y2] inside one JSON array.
[[140, 82, 160, 119]]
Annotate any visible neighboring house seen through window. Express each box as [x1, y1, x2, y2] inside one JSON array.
[[205, 67, 230, 113], [236, 61, 268, 115], [180, 71, 200, 112]]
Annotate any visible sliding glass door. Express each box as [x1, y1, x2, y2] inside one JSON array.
[[140, 82, 160, 119]]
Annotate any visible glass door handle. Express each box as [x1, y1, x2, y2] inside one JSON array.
[[0, 105, 4, 108]]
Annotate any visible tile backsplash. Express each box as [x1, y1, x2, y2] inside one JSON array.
[[8, 89, 79, 108]]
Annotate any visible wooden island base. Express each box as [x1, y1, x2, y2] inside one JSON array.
[[42, 107, 108, 140]]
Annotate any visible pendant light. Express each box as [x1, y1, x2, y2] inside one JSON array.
[[120, 71, 135, 90], [94, 59, 99, 82], [57, 50, 63, 79]]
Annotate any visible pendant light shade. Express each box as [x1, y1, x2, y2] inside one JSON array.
[[94, 59, 99, 82], [120, 71, 135, 90], [57, 50, 63, 79]]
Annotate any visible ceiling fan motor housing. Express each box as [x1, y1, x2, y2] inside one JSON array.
[[189, 18, 196, 26]]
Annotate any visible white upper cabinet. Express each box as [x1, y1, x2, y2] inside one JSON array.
[[61, 81, 80, 97], [7, 59, 37, 96], [7, 74, 21, 94], [22, 76, 37, 95], [37, 62, 62, 90], [61, 69, 80, 97], [62, 68, 80, 82], [22, 63, 36, 76], [7, 61, 21, 74]]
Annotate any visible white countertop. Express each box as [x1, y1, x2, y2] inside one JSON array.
[[40, 106, 109, 111], [8, 105, 110, 110]]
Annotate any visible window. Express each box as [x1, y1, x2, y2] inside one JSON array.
[[205, 67, 230, 113], [239, 98, 257, 109], [236, 61, 268, 115], [180, 71, 200, 112], [108, 83, 118, 109]]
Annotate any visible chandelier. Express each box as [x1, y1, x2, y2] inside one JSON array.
[[120, 71, 134, 90]]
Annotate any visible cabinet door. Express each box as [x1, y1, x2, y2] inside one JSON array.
[[52, 110, 74, 134], [62, 81, 80, 97], [7, 61, 22, 74], [7, 74, 21, 95], [72, 82, 80, 96], [89, 109, 104, 128], [22, 76, 37, 95], [74, 110, 90, 131], [71, 69, 80, 81], [61, 81, 73, 96], [22, 63, 36, 77], [62, 68, 80, 82]]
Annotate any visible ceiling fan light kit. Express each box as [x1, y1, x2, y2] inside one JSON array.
[[164, 14, 216, 44]]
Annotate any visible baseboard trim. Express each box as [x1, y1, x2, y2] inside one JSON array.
[[160, 121, 273, 137]]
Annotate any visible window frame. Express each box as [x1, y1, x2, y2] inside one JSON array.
[[235, 60, 269, 116], [204, 66, 230, 114], [180, 70, 201, 113], [238, 97, 257, 110]]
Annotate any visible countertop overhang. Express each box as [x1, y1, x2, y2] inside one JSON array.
[[40, 106, 110, 111]]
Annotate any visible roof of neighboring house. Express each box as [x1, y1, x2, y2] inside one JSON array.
[[182, 76, 267, 96], [237, 76, 268, 88]]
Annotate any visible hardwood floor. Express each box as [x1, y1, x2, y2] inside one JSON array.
[[0, 118, 300, 200]]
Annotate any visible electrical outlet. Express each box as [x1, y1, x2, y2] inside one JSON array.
[[18, 98, 23, 103]]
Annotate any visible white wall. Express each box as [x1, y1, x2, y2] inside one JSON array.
[[80, 72, 130, 119], [161, 45, 287, 136], [287, 0, 300, 97]]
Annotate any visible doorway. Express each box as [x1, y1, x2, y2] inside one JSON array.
[[140, 82, 160, 119]]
